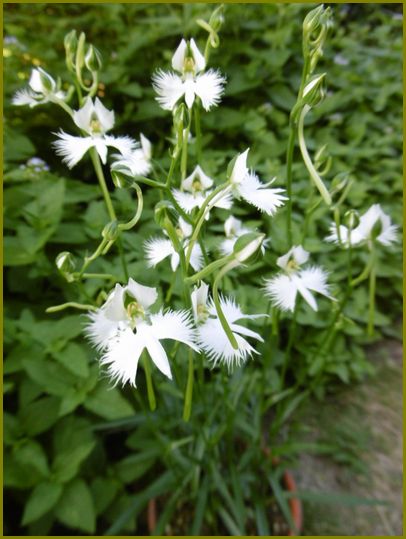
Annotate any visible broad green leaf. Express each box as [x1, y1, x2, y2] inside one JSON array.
[[55, 479, 96, 534], [52, 342, 89, 378], [84, 382, 134, 420], [19, 396, 60, 436], [14, 440, 49, 478], [22, 482, 63, 525]]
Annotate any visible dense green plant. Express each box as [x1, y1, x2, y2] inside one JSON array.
[[4, 3, 402, 535]]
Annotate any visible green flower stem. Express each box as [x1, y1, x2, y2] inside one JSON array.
[[334, 207, 342, 244], [118, 183, 143, 231], [280, 301, 298, 389], [46, 302, 97, 313], [54, 98, 74, 118], [213, 261, 240, 350], [77, 236, 110, 277], [285, 123, 296, 247], [185, 182, 231, 268], [194, 104, 203, 163], [298, 106, 332, 206], [89, 147, 128, 280], [164, 218, 191, 308], [183, 350, 195, 422], [131, 176, 166, 189], [143, 354, 156, 411], [367, 248, 377, 336], [82, 273, 115, 280], [181, 123, 190, 181], [350, 253, 375, 287], [185, 253, 233, 285]]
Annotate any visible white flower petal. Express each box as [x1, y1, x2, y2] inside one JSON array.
[[182, 165, 214, 192], [193, 70, 225, 111], [86, 309, 121, 351], [152, 70, 185, 111], [112, 148, 151, 177], [94, 138, 108, 164], [189, 38, 206, 73], [142, 327, 172, 380], [104, 135, 138, 156], [236, 172, 287, 216], [29, 69, 45, 93], [126, 278, 158, 310], [230, 149, 249, 184], [292, 274, 318, 311], [140, 133, 152, 160], [184, 78, 196, 108], [170, 251, 180, 271], [150, 309, 199, 351], [94, 97, 115, 132], [172, 39, 187, 72], [73, 97, 94, 132], [265, 274, 298, 312], [220, 237, 236, 256], [172, 190, 201, 213], [191, 282, 210, 322], [277, 245, 309, 270], [145, 237, 174, 268], [230, 322, 264, 342], [224, 215, 248, 238], [100, 327, 144, 387], [213, 191, 233, 210], [187, 243, 203, 271], [52, 131, 95, 168], [298, 266, 330, 297], [12, 88, 41, 107], [178, 217, 193, 238], [104, 283, 128, 321]]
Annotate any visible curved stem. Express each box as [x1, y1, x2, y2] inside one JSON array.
[[46, 302, 97, 313], [298, 106, 332, 206], [212, 261, 240, 349], [118, 183, 143, 231]]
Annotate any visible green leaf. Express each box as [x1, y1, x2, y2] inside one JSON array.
[[19, 396, 60, 436], [14, 440, 49, 478], [55, 479, 96, 534], [115, 452, 157, 484], [52, 342, 89, 378], [22, 482, 63, 525], [22, 357, 76, 397], [91, 477, 120, 515], [84, 382, 134, 420]]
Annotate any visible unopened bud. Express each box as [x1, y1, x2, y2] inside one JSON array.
[[56, 251, 76, 282], [233, 233, 265, 263], [76, 32, 86, 69], [111, 170, 129, 189], [343, 209, 360, 231], [64, 30, 77, 71], [102, 220, 120, 242], [85, 45, 102, 72], [209, 4, 225, 32], [154, 201, 177, 228], [302, 73, 326, 108]]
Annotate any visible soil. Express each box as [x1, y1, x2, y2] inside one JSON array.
[[296, 339, 403, 536]]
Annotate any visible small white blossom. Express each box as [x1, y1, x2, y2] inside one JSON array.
[[264, 246, 331, 312], [326, 204, 397, 248], [111, 133, 152, 177], [172, 165, 232, 215], [191, 282, 264, 369], [12, 67, 66, 108], [220, 215, 251, 256], [144, 217, 203, 272], [229, 149, 287, 216], [86, 278, 198, 386], [152, 38, 226, 111], [53, 97, 136, 168]]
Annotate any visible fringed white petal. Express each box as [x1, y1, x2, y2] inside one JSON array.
[[144, 237, 174, 267], [193, 70, 226, 111], [298, 267, 330, 296], [264, 274, 298, 312], [236, 172, 287, 216], [112, 147, 150, 177], [104, 135, 138, 156], [85, 309, 121, 351], [149, 309, 199, 351], [12, 89, 41, 107], [187, 243, 204, 271], [172, 190, 202, 213], [100, 327, 144, 387], [152, 70, 185, 111], [52, 131, 95, 168]]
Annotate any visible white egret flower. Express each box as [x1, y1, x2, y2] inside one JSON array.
[[191, 282, 264, 369], [53, 97, 136, 168], [264, 246, 331, 312], [172, 165, 232, 215], [111, 133, 152, 177], [220, 215, 251, 256], [152, 38, 226, 111], [12, 67, 66, 108], [86, 278, 198, 386], [144, 217, 203, 272], [229, 149, 287, 216], [326, 204, 397, 248]]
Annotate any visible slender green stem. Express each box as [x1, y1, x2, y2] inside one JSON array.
[[77, 236, 110, 278], [89, 148, 116, 220], [54, 98, 74, 118], [46, 302, 97, 313], [143, 354, 156, 411], [285, 123, 296, 247], [212, 261, 240, 349], [118, 183, 143, 231], [367, 249, 377, 336], [82, 273, 115, 280], [181, 124, 190, 181], [280, 302, 298, 389], [185, 183, 231, 268], [165, 151, 180, 188], [298, 106, 332, 206], [183, 350, 194, 422], [185, 253, 233, 285], [194, 105, 203, 163]]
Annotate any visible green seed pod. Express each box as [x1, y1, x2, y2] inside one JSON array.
[[56, 251, 77, 282], [154, 201, 178, 228], [343, 210, 360, 231], [302, 73, 326, 108]]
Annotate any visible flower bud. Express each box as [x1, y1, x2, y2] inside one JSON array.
[[209, 4, 225, 32], [102, 220, 120, 242], [343, 209, 360, 231], [302, 73, 326, 108], [233, 232, 265, 263], [64, 30, 77, 71], [111, 170, 129, 189], [154, 201, 177, 228], [75, 32, 86, 69], [85, 45, 102, 72], [56, 251, 76, 282], [314, 144, 332, 175]]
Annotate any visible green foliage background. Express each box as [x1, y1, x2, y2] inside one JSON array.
[[4, 3, 402, 535]]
